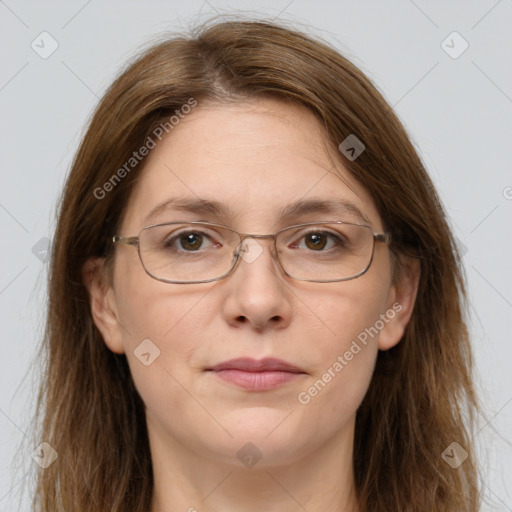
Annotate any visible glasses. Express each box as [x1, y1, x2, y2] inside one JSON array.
[[112, 220, 391, 284]]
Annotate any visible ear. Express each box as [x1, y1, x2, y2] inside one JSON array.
[[82, 257, 125, 354], [378, 255, 421, 351]]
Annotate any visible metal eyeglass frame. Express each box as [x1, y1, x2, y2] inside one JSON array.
[[112, 220, 392, 284]]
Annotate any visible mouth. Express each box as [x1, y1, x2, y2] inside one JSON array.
[[205, 357, 307, 391]]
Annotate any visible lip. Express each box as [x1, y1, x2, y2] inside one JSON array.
[[206, 358, 307, 391], [208, 357, 305, 373]]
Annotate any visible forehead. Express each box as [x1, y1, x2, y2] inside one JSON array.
[[121, 98, 382, 233]]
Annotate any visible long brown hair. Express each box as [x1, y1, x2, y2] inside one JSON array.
[[30, 17, 481, 511]]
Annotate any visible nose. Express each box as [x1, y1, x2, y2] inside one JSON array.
[[221, 237, 293, 331]]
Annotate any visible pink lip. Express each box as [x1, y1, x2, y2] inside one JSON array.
[[206, 358, 306, 391]]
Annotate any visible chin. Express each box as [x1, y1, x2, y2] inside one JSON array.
[[193, 412, 312, 468]]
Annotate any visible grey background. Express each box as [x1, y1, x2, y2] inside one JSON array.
[[1, 0, 511, 509]]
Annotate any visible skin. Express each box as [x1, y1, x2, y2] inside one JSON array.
[[84, 97, 420, 512]]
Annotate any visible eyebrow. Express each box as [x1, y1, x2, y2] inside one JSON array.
[[142, 196, 372, 226]]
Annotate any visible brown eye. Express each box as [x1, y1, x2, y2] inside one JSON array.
[[163, 231, 213, 252], [179, 232, 203, 251], [304, 233, 328, 251], [292, 230, 347, 252]]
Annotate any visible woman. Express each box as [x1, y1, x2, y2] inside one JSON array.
[[32, 17, 481, 511]]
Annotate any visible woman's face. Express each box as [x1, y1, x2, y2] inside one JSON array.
[[90, 97, 414, 469]]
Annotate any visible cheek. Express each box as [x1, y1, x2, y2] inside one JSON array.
[[117, 288, 212, 443], [113, 250, 206, 348], [293, 273, 390, 421], [291, 321, 379, 448], [311, 273, 391, 357], [116, 284, 210, 372], [112, 256, 213, 403], [294, 345, 376, 452]]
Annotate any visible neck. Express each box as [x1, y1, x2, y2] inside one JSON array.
[[148, 414, 360, 512]]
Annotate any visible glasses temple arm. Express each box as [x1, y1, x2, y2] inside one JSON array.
[[375, 233, 392, 244], [112, 235, 139, 247]]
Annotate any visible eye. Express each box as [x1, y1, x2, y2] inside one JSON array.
[[292, 230, 347, 252], [163, 230, 219, 252]]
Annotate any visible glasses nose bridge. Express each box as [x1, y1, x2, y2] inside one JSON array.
[[234, 232, 279, 260], [240, 232, 276, 241], [238, 232, 277, 248]]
